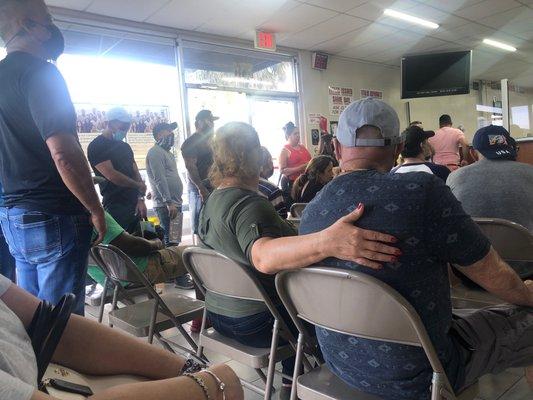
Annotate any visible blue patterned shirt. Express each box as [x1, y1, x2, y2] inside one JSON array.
[[299, 170, 491, 400]]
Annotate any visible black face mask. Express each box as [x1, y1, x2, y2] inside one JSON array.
[[158, 135, 175, 150], [41, 23, 65, 61]]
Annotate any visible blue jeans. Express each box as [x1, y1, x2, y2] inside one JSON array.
[[0, 231, 16, 282], [0, 207, 92, 315], [207, 308, 297, 384], [188, 184, 203, 235]]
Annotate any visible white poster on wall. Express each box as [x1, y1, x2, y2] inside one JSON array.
[[308, 113, 322, 125], [329, 86, 353, 115]]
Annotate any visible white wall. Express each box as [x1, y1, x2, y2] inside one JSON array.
[[298, 51, 533, 147]]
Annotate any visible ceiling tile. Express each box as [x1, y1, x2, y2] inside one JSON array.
[[454, 0, 522, 20], [146, 0, 233, 30], [86, 0, 171, 22], [195, 0, 291, 37], [429, 23, 494, 43], [278, 14, 369, 49], [413, 0, 485, 13], [46, 0, 93, 10], [313, 24, 400, 53], [259, 2, 337, 33], [298, 0, 367, 13]]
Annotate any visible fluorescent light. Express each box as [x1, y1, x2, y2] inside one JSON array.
[[383, 9, 439, 29], [482, 38, 516, 52]]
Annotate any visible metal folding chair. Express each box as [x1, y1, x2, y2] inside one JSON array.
[[473, 218, 533, 265], [182, 247, 313, 400], [90, 244, 204, 356], [276, 267, 479, 400], [290, 203, 308, 218], [452, 218, 533, 308]]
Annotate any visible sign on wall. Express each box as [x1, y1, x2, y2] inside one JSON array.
[[360, 89, 383, 99], [329, 86, 354, 116]]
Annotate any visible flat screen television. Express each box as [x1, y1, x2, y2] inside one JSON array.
[[401, 51, 472, 99]]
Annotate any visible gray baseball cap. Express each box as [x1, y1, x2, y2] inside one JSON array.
[[336, 97, 402, 147], [105, 107, 132, 124]]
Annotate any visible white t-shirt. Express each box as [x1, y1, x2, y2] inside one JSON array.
[[0, 274, 37, 400]]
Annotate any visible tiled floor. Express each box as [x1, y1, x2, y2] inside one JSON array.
[[85, 285, 532, 400]]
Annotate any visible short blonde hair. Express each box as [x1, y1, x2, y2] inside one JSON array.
[[209, 122, 261, 186]]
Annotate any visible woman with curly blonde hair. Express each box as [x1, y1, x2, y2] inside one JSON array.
[[198, 122, 400, 397]]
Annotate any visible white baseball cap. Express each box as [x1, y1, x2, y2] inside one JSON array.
[[105, 107, 132, 124], [336, 98, 403, 147]]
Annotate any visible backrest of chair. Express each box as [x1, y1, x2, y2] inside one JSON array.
[[90, 245, 145, 284], [290, 203, 307, 218], [276, 267, 446, 373], [182, 247, 266, 302], [474, 218, 533, 261]]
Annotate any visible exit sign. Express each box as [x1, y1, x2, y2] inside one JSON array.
[[255, 31, 276, 51]]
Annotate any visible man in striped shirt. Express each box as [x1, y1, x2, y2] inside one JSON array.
[[258, 147, 288, 219]]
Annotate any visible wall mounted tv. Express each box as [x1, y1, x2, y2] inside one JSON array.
[[401, 50, 472, 99]]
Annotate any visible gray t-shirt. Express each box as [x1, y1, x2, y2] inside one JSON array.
[[447, 159, 533, 231], [0, 274, 37, 400], [146, 144, 183, 208]]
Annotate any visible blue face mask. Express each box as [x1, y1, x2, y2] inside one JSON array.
[[113, 130, 128, 141]]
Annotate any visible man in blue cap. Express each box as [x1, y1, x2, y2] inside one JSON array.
[[88, 107, 148, 233], [300, 98, 533, 399], [448, 124, 533, 232]]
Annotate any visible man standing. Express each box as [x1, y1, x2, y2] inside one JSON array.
[[0, 0, 106, 314], [146, 122, 183, 245], [300, 98, 532, 399], [429, 114, 470, 171], [182, 110, 218, 234], [88, 107, 147, 233], [145, 122, 194, 290], [448, 125, 533, 231]]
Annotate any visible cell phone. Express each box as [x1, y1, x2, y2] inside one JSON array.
[[49, 379, 94, 397]]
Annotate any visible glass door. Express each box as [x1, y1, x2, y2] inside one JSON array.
[[250, 97, 298, 183]]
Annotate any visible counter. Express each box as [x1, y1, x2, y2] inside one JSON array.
[[516, 137, 533, 165]]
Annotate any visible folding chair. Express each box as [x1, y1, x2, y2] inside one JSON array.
[[452, 218, 533, 308], [90, 244, 204, 356], [276, 267, 479, 400], [182, 247, 313, 400], [473, 218, 533, 267], [290, 203, 308, 219]]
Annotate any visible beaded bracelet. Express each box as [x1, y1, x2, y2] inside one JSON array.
[[183, 373, 211, 400]]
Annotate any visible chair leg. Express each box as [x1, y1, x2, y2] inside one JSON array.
[[98, 277, 109, 323], [109, 284, 120, 328], [148, 300, 159, 344], [290, 333, 305, 400], [264, 319, 280, 400], [196, 310, 208, 360]]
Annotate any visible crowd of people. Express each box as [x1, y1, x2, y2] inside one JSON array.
[[0, 1, 532, 400], [76, 108, 170, 134]]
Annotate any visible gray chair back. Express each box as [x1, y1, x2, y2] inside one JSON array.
[[276, 267, 447, 376], [290, 203, 308, 218], [90, 245, 142, 284], [90, 245, 167, 313], [182, 247, 295, 338], [473, 218, 533, 262]]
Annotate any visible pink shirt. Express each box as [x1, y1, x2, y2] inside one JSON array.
[[429, 127, 465, 166]]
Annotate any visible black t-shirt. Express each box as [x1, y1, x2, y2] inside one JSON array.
[[87, 135, 138, 208], [0, 52, 84, 214], [181, 132, 214, 183]]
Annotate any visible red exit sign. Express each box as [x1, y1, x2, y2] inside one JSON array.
[[255, 31, 276, 51]]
